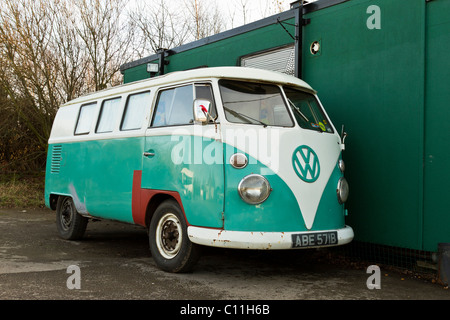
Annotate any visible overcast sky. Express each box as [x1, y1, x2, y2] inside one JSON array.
[[216, 0, 296, 27], [133, 0, 298, 29]]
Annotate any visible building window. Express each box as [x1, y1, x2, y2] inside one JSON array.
[[240, 44, 295, 76]]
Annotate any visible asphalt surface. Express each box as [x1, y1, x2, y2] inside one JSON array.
[[0, 208, 449, 306]]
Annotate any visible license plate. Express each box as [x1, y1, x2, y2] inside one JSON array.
[[291, 231, 338, 248]]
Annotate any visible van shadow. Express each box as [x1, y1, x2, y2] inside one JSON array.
[[195, 246, 343, 277], [79, 220, 346, 276], [79, 220, 150, 259]]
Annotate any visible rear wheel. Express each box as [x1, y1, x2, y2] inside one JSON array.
[[149, 199, 201, 273], [56, 196, 88, 240]]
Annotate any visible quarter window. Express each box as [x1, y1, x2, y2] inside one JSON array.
[[75, 102, 96, 135], [195, 84, 217, 120]]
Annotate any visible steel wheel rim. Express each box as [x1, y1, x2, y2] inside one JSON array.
[[60, 198, 74, 231], [156, 213, 182, 259]]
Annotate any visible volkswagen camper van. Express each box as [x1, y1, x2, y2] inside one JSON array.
[[45, 67, 353, 272]]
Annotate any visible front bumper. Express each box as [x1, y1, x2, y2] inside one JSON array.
[[188, 225, 354, 250]]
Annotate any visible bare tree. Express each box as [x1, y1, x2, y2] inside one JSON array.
[[72, 0, 134, 91], [131, 0, 190, 55], [184, 0, 225, 41], [0, 0, 59, 166], [226, 2, 238, 29], [238, 0, 250, 25], [270, 0, 288, 14], [51, 1, 89, 102], [0, 0, 139, 171]]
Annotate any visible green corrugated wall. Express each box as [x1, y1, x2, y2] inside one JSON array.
[[423, 0, 450, 251]]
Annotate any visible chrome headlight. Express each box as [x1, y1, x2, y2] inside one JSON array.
[[337, 177, 349, 204], [238, 174, 271, 205]]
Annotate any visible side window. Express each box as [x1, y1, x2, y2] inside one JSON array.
[[121, 91, 151, 131], [96, 97, 121, 133], [75, 102, 96, 135], [151, 85, 194, 127]]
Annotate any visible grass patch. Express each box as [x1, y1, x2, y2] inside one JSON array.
[[0, 172, 46, 208]]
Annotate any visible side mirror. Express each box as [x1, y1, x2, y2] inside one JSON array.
[[340, 125, 348, 144], [193, 99, 212, 123]]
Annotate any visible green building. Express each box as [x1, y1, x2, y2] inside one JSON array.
[[120, 0, 450, 270]]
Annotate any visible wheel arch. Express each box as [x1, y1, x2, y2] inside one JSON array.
[[49, 194, 60, 210], [48, 193, 73, 211], [143, 192, 187, 229]]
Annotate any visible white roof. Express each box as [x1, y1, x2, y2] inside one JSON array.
[[63, 67, 316, 107]]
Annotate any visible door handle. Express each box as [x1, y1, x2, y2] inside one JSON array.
[[143, 152, 155, 157]]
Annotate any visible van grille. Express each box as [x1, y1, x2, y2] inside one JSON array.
[[51, 145, 63, 174]]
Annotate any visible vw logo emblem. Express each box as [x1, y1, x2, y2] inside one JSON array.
[[292, 146, 320, 183]]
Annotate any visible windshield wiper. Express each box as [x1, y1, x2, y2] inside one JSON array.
[[287, 98, 309, 123], [223, 106, 268, 127]]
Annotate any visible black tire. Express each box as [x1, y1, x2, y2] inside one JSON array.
[[56, 196, 88, 240], [149, 199, 201, 273]]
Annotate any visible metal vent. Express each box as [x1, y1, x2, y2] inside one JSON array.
[[51, 145, 63, 174], [240, 45, 295, 76]]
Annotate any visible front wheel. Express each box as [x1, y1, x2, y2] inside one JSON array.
[[56, 196, 88, 240], [149, 199, 201, 273]]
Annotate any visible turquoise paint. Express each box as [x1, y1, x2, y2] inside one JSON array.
[[45, 137, 144, 223], [311, 158, 346, 231], [142, 133, 225, 229], [223, 145, 346, 232], [223, 148, 305, 232], [45, 134, 346, 233]]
